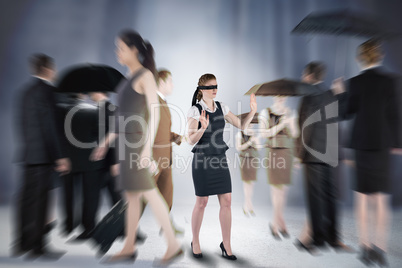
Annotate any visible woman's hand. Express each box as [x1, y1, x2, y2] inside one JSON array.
[[199, 110, 209, 129], [139, 148, 159, 175], [250, 93, 257, 113], [244, 128, 255, 136], [249, 136, 259, 145]]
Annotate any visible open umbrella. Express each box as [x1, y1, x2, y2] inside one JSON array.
[[292, 9, 402, 39], [57, 64, 124, 93], [291, 9, 402, 77], [236, 112, 259, 124], [244, 78, 319, 96]]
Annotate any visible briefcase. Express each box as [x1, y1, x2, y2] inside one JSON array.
[[91, 200, 126, 255]]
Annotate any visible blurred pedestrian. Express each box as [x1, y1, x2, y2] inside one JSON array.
[[13, 54, 70, 260]]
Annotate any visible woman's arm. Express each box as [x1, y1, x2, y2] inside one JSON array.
[[235, 132, 251, 151], [258, 108, 287, 138], [137, 71, 160, 168], [187, 110, 209, 145], [286, 110, 300, 138], [224, 93, 257, 130]]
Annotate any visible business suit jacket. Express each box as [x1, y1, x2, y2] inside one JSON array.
[[297, 83, 344, 244], [58, 101, 102, 172], [19, 78, 65, 164], [57, 98, 115, 233], [101, 100, 117, 167], [343, 67, 401, 150], [153, 96, 181, 167], [297, 83, 342, 165], [16, 77, 66, 252], [151, 96, 181, 210]]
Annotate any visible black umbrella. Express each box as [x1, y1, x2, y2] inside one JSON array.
[[57, 64, 124, 93], [244, 78, 319, 96], [292, 9, 402, 39], [236, 113, 259, 124]]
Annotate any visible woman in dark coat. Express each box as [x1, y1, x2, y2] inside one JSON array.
[[338, 39, 402, 267]]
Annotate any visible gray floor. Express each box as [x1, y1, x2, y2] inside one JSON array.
[[1, 202, 401, 268]]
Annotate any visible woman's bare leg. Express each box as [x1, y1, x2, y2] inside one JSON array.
[[115, 191, 142, 256], [191, 196, 209, 254], [270, 185, 280, 232], [218, 193, 233, 255], [277, 186, 289, 231], [355, 192, 370, 247], [374, 193, 391, 251], [142, 188, 181, 260], [243, 181, 255, 213]]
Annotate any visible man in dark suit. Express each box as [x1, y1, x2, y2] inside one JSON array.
[[88, 91, 121, 206], [59, 94, 106, 241], [295, 62, 350, 252], [14, 54, 70, 259]]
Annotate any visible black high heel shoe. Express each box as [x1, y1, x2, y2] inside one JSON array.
[[279, 229, 290, 239], [269, 224, 281, 240], [358, 246, 374, 266], [191, 242, 203, 258], [101, 250, 138, 264], [294, 239, 318, 255], [219, 242, 237, 260]]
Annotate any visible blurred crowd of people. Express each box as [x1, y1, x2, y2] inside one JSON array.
[[12, 32, 401, 268]]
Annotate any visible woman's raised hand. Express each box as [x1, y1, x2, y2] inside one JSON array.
[[199, 110, 209, 129], [250, 93, 257, 113]]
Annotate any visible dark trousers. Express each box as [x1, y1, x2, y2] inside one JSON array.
[[304, 163, 339, 244], [62, 173, 80, 233], [17, 164, 53, 252], [101, 171, 121, 207], [62, 169, 102, 233]]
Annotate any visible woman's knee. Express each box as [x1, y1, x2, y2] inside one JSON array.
[[219, 194, 232, 208], [196, 196, 209, 209], [125, 190, 142, 202]]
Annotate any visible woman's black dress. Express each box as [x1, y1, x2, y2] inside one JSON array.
[[191, 101, 231, 196]]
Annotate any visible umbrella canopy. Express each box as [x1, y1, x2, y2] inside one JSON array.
[[244, 78, 319, 96], [292, 9, 402, 39], [237, 112, 259, 124], [57, 64, 124, 93]]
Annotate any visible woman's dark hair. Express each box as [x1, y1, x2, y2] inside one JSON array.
[[118, 29, 158, 80], [191, 73, 216, 106]]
